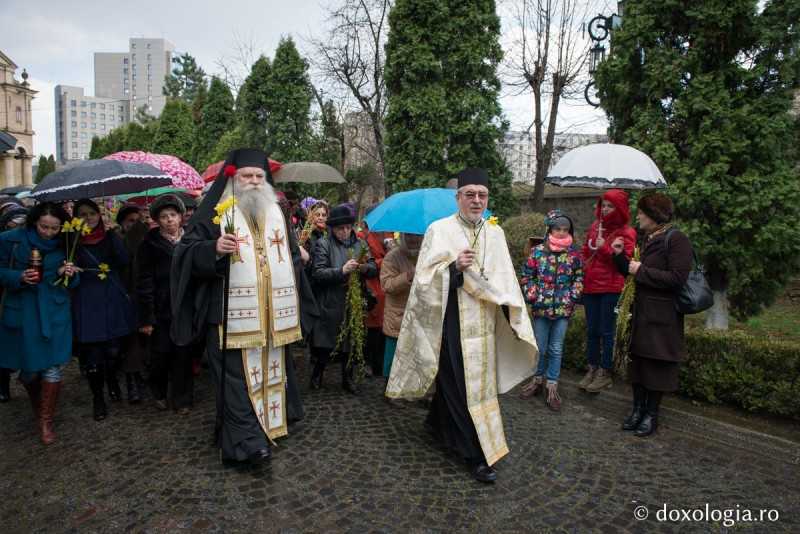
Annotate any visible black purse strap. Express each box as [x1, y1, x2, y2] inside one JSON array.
[[664, 228, 702, 271]]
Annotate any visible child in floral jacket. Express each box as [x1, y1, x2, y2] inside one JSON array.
[[519, 209, 583, 411]]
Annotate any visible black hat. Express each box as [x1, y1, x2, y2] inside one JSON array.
[[327, 204, 356, 227], [457, 168, 489, 189], [225, 148, 271, 175], [177, 192, 198, 210], [115, 203, 141, 225], [0, 206, 28, 231], [149, 194, 186, 220]]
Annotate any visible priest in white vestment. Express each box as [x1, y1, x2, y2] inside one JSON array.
[[386, 168, 538, 483]]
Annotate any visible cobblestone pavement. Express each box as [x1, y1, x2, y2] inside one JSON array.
[[1, 353, 798, 533]]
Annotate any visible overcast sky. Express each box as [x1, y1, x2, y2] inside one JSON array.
[[5, 0, 607, 159]]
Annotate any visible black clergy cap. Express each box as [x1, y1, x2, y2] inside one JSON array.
[[457, 168, 490, 189], [228, 148, 269, 171]]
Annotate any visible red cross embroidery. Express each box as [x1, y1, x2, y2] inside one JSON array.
[[269, 360, 280, 379], [233, 229, 250, 253], [270, 229, 286, 263], [270, 400, 280, 418], [250, 366, 261, 383]]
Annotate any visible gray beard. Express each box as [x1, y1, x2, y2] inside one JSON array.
[[222, 181, 277, 224]]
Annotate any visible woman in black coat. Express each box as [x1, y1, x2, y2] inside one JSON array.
[[310, 204, 377, 394], [611, 193, 692, 437], [136, 195, 193, 414], [72, 199, 135, 421]]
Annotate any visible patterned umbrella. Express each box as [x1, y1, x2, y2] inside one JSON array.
[[105, 151, 204, 190]]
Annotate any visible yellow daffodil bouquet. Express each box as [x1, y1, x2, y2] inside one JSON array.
[[54, 217, 90, 287], [470, 215, 499, 249], [213, 197, 242, 263]]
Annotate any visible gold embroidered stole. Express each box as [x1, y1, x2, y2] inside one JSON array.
[[219, 201, 302, 440]]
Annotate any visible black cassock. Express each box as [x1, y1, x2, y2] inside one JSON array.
[[171, 215, 319, 461], [425, 263, 485, 465]]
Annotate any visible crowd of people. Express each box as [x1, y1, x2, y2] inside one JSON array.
[[0, 150, 693, 484]]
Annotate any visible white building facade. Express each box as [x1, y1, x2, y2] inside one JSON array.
[[500, 130, 608, 184]]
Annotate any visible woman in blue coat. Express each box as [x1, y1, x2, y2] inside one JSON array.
[[72, 199, 135, 421], [0, 202, 79, 445]]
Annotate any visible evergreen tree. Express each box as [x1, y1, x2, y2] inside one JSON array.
[[263, 37, 313, 161], [88, 136, 105, 159], [163, 53, 207, 104], [151, 99, 197, 164], [384, 0, 512, 213], [595, 0, 800, 326], [46, 155, 56, 174], [194, 76, 235, 169], [124, 122, 154, 152], [34, 155, 49, 183], [238, 55, 273, 148]]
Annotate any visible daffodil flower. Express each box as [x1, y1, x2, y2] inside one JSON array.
[[81, 225, 92, 236], [98, 273, 107, 281], [487, 215, 499, 226], [212, 215, 221, 225], [62, 221, 73, 232], [98, 263, 110, 273]]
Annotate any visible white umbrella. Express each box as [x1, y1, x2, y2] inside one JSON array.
[[547, 143, 666, 189]]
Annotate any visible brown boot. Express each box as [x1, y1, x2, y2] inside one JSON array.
[[519, 375, 544, 399], [578, 366, 597, 390], [545, 382, 562, 412], [21, 377, 41, 421], [39, 381, 61, 445], [585, 368, 613, 393]]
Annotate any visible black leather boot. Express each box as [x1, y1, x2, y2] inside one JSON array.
[[622, 384, 646, 431], [341, 360, 360, 395], [105, 355, 122, 402], [126, 373, 141, 404], [87, 367, 107, 421], [310, 364, 324, 390], [0, 368, 11, 403], [634, 390, 662, 437]]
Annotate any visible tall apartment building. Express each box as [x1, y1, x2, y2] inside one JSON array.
[[54, 86, 130, 162], [55, 38, 174, 162], [500, 130, 607, 184]]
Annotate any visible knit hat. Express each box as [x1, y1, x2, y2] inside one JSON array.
[[637, 193, 674, 224], [544, 208, 574, 236], [149, 194, 186, 220]]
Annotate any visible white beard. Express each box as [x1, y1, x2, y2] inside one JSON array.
[[222, 179, 277, 223]]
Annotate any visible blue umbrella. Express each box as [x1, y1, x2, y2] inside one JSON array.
[[364, 188, 491, 235]]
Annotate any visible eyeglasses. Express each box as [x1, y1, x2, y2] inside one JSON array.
[[461, 191, 489, 200]]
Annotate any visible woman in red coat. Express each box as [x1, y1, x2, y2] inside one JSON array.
[[580, 189, 637, 393]]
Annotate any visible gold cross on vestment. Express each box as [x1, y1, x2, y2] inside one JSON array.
[[269, 360, 280, 379], [269, 229, 286, 263], [269, 400, 281, 418]]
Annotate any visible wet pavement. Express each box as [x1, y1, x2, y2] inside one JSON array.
[[1, 352, 798, 533]]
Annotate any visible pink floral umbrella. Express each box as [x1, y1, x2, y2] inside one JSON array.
[[104, 151, 204, 190]]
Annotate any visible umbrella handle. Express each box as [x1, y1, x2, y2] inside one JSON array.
[[587, 222, 603, 250]]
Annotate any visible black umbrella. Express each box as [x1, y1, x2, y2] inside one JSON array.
[[0, 185, 31, 195], [0, 131, 17, 152], [30, 159, 174, 202]]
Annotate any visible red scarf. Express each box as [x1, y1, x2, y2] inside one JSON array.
[[81, 222, 107, 245]]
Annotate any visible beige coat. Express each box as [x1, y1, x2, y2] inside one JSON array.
[[380, 247, 415, 338]]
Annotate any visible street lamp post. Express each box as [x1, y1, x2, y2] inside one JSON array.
[[584, 1, 625, 107]]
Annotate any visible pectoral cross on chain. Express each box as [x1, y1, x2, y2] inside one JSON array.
[[269, 400, 281, 419], [269, 229, 286, 263]]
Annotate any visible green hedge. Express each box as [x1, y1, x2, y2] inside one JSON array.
[[559, 316, 800, 419], [501, 212, 546, 269]]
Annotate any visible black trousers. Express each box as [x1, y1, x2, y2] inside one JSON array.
[[311, 347, 352, 383], [80, 340, 122, 371], [150, 344, 193, 409], [365, 328, 385, 377]]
